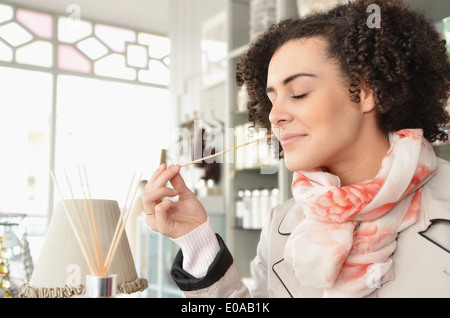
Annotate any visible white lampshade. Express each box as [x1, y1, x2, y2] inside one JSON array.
[[19, 199, 148, 298]]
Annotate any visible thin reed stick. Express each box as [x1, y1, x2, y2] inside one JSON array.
[[103, 172, 135, 271], [180, 134, 275, 168], [106, 174, 142, 272], [104, 173, 142, 273], [78, 165, 105, 276], [51, 171, 96, 275], [63, 168, 101, 275]]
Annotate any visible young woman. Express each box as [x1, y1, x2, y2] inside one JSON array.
[[143, 0, 450, 297]]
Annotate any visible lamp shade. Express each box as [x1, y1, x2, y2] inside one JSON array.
[[19, 199, 147, 298]]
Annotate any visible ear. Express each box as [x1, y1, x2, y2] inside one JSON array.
[[359, 82, 376, 114]]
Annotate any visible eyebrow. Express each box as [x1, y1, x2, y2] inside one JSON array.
[[266, 72, 317, 94]]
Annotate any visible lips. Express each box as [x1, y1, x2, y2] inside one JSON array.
[[280, 133, 307, 147]]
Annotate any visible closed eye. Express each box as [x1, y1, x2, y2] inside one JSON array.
[[292, 93, 308, 100]]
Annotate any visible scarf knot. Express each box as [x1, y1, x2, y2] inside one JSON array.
[[284, 129, 437, 297]]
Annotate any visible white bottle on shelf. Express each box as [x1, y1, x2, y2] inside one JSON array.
[[235, 190, 245, 228], [243, 190, 252, 229], [260, 188, 270, 227], [270, 188, 280, 210], [235, 125, 245, 170], [244, 123, 259, 169], [251, 189, 260, 229]]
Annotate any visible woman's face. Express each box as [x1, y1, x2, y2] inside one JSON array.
[[267, 37, 370, 173]]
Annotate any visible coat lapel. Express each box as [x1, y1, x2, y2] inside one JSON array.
[[277, 200, 304, 235], [271, 199, 325, 297], [272, 259, 323, 298]]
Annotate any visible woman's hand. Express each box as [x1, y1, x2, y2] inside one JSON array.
[[142, 164, 207, 239]]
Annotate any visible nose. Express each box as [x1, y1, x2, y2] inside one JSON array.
[[268, 96, 291, 127]]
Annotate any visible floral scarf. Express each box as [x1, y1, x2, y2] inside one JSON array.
[[284, 129, 437, 297]]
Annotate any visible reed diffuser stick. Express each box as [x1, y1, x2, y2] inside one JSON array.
[[63, 168, 101, 275], [104, 173, 142, 273], [180, 134, 275, 168], [78, 165, 105, 276], [102, 172, 135, 272], [50, 171, 97, 275]]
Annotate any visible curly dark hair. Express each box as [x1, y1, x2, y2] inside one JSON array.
[[236, 0, 450, 155]]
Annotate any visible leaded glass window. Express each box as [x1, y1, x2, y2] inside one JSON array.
[[0, 3, 170, 84]]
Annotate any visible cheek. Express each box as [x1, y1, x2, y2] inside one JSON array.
[[311, 105, 362, 155], [284, 103, 361, 171], [313, 95, 362, 137]]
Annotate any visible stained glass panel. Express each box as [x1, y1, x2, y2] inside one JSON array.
[[127, 44, 148, 68], [0, 4, 13, 23], [94, 53, 136, 80], [0, 22, 32, 47], [16, 8, 53, 39], [0, 5, 170, 85], [58, 44, 91, 73], [77, 37, 109, 60], [16, 40, 53, 68], [138, 33, 170, 59], [95, 24, 136, 53], [58, 16, 92, 43]]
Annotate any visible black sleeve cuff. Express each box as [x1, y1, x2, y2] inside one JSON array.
[[170, 234, 233, 291]]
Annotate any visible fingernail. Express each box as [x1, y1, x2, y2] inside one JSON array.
[[158, 163, 165, 171], [170, 165, 179, 172]]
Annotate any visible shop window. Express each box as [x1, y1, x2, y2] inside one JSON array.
[[0, 3, 171, 260]]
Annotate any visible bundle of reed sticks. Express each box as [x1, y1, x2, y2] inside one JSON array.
[[51, 165, 142, 277]]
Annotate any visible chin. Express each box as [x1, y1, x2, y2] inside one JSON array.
[[284, 157, 306, 172], [284, 153, 318, 172]]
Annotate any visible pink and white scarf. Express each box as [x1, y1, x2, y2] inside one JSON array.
[[284, 129, 437, 297]]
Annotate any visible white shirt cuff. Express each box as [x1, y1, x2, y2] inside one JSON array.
[[171, 217, 220, 278]]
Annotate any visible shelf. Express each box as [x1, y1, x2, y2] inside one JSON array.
[[228, 43, 249, 60], [233, 165, 279, 172], [224, 0, 296, 279], [234, 226, 262, 231], [228, 0, 251, 52]]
